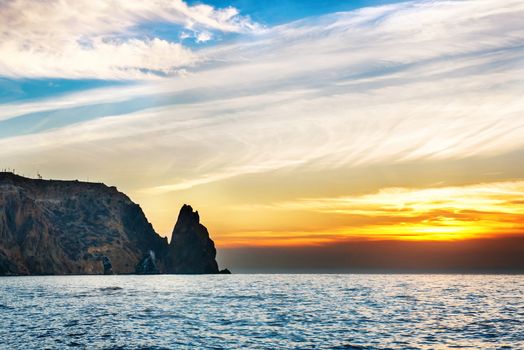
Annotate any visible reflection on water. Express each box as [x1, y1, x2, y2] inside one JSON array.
[[1, 274, 523, 349]]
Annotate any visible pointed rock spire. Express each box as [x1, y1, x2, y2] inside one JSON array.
[[166, 204, 219, 274]]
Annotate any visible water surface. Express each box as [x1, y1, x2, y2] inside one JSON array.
[[1, 274, 523, 349]]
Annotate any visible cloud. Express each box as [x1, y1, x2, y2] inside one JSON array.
[[196, 32, 213, 43], [271, 181, 524, 216], [220, 181, 524, 246], [1, 0, 523, 196], [0, 0, 259, 79]]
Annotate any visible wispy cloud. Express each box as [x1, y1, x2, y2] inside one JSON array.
[[263, 181, 524, 217], [0, 0, 259, 79], [1, 0, 523, 197]]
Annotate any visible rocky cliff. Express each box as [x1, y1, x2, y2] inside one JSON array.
[[0, 172, 226, 275], [167, 204, 219, 274]]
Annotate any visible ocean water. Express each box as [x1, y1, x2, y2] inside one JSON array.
[[0, 274, 523, 349]]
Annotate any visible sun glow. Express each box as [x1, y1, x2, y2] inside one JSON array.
[[215, 181, 524, 247]]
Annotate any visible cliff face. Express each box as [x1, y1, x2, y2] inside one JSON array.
[[0, 172, 225, 275]]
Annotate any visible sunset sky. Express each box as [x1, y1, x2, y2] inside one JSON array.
[[1, 0, 524, 270]]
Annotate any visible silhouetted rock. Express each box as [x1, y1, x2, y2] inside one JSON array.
[[165, 204, 219, 274], [102, 256, 113, 275], [0, 172, 229, 275], [219, 268, 232, 274]]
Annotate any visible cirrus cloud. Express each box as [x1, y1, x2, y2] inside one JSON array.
[[0, 0, 259, 79], [0, 0, 523, 197]]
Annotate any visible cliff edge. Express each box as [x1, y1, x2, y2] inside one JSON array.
[[0, 172, 226, 275]]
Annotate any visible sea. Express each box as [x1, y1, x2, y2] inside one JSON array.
[[0, 274, 523, 349]]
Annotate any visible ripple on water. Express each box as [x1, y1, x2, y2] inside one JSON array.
[[98, 286, 124, 291], [0, 274, 523, 349]]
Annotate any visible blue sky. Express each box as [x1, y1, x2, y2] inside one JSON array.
[[1, 0, 522, 150], [0, 0, 402, 104], [189, 0, 401, 25], [1, 0, 524, 243]]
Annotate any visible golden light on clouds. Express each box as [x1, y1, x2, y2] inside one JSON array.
[[214, 181, 524, 247]]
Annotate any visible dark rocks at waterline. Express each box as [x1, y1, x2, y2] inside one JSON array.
[[135, 250, 160, 274], [102, 256, 113, 275], [0, 172, 229, 275]]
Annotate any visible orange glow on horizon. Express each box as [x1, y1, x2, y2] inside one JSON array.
[[210, 181, 524, 248]]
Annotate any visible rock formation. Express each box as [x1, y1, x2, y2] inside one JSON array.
[[0, 172, 228, 275], [166, 204, 219, 274], [102, 256, 113, 275], [135, 250, 160, 274]]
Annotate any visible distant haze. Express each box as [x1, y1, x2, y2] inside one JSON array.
[[217, 237, 524, 273]]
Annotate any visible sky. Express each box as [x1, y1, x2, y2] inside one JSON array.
[[1, 0, 524, 272]]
